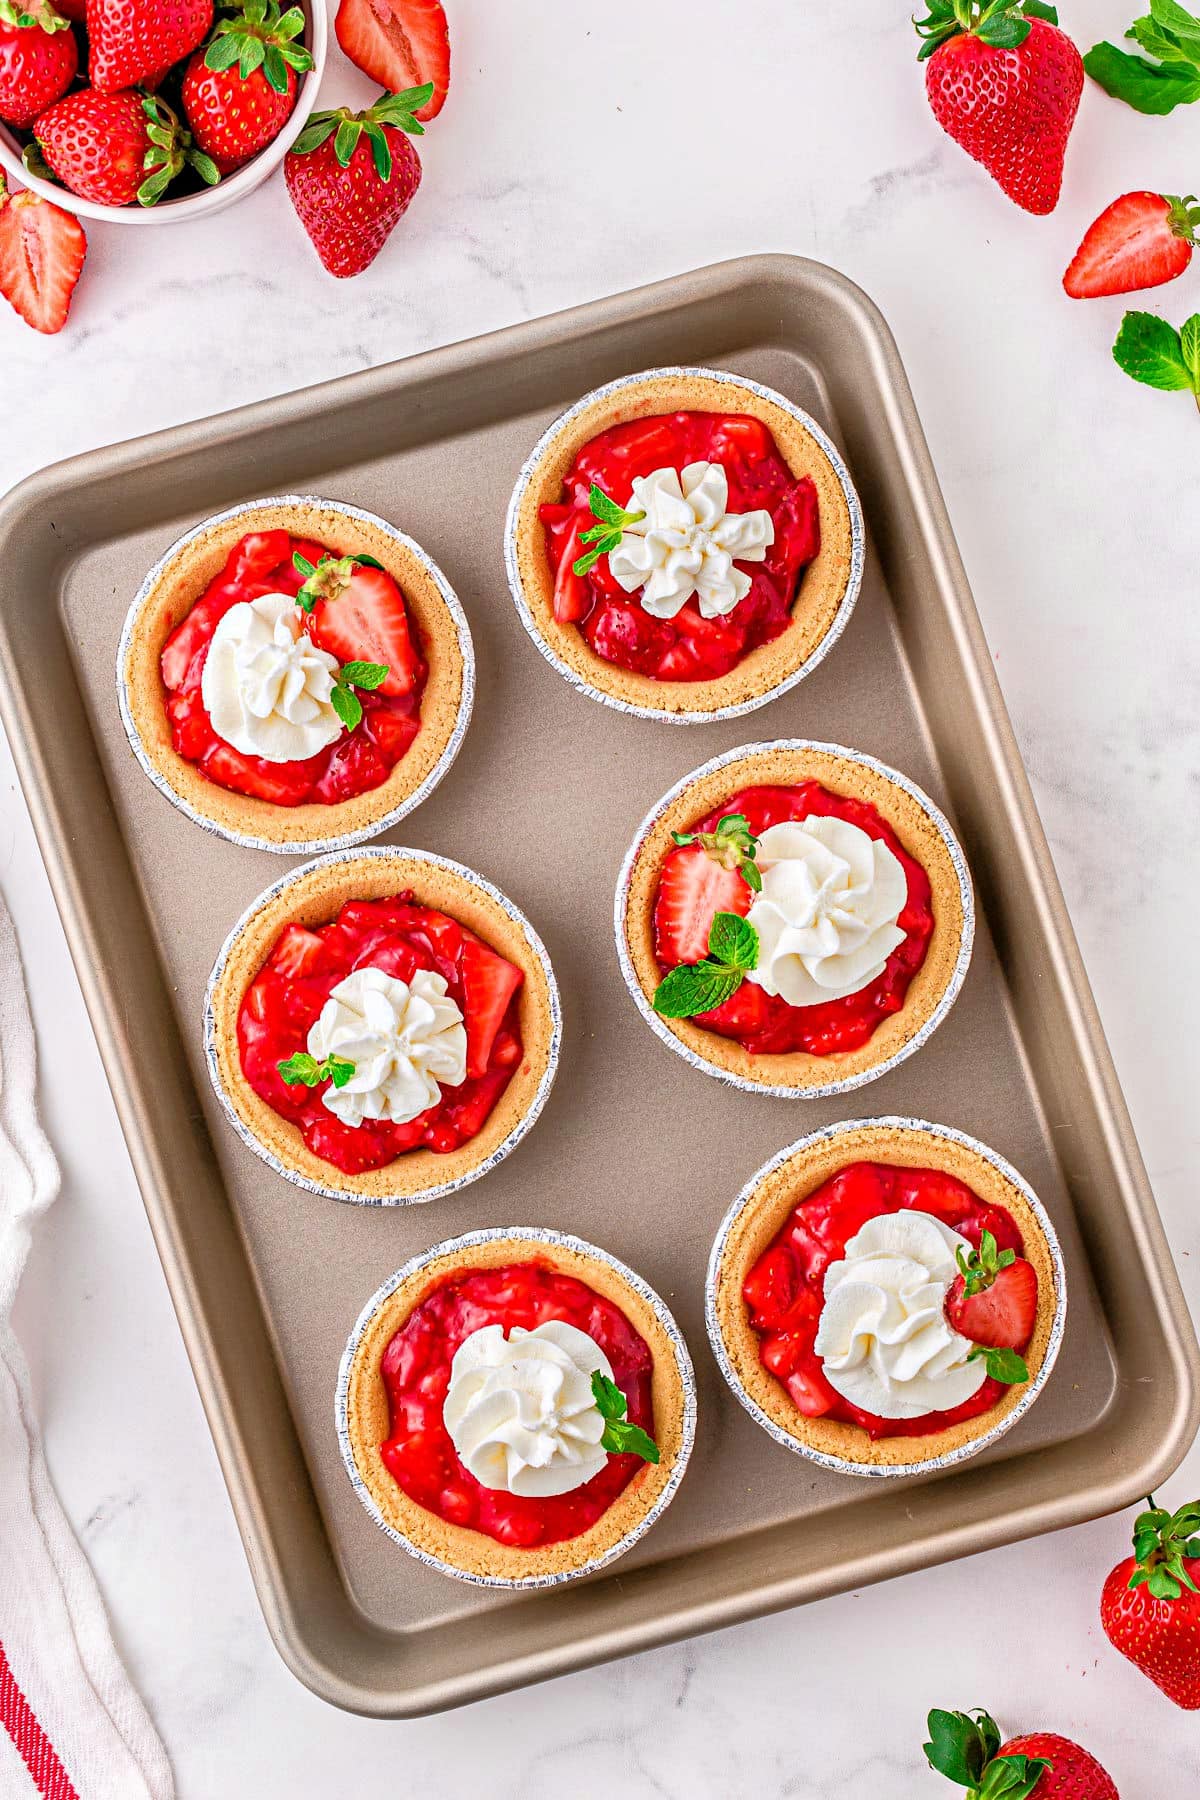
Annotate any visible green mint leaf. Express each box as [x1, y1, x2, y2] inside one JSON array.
[[1084, 41, 1200, 110], [578, 521, 612, 545], [969, 1345, 1030, 1384], [572, 544, 603, 577], [326, 1054, 356, 1089], [341, 659, 389, 690], [1128, 17, 1197, 65], [1113, 310, 1195, 390], [588, 483, 627, 526], [590, 1369, 628, 1422], [1150, 0, 1200, 53], [331, 684, 363, 731], [652, 961, 744, 1019], [601, 1418, 661, 1463], [707, 910, 758, 972], [278, 1052, 322, 1086], [1180, 313, 1200, 386]]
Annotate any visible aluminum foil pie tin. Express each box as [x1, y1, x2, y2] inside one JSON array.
[[116, 495, 476, 856], [336, 1226, 699, 1587], [614, 739, 976, 1099], [705, 1117, 1068, 1479], [502, 366, 865, 724], [203, 847, 562, 1206]]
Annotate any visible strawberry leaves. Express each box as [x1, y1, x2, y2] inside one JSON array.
[[137, 94, 220, 206], [0, 1, 70, 31], [671, 812, 763, 893], [590, 1371, 660, 1464], [653, 911, 759, 1019], [277, 1050, 356, 1088], [203, 0, 314, 97], [572, 484, 646, 577], [955, 1229, 1016, 1297], [1127, 1495, 1200, 1599], [1086, 0, 1200, 113], [1113, 308, 1200, 407], [914, 1, 1058, 61], [924, 1709, 1051, 1799], [292, 548, 385, 610], [292, 84, 434, 183]]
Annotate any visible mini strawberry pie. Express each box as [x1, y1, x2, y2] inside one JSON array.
[[616, 741, 973, 1096], [205, 849, 560, 1203], [707, 1119, 1065, 1476], [505, 367, 862, 721], [118, 497, 473, 852], [338, 1228, 696, 1584]]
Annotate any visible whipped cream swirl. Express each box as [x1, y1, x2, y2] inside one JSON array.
[[814, 1210, 986, 1420], [608, 461, 774, 619], [306, 965, 466, 1128], [443, 1321, 614, 1496], [745, 816, 908, 1007], [201, 591, 343, 763]]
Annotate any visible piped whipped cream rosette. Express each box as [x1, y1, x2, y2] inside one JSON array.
[[204, 848, 561, 1205], [337, 1229, 695, 1585], [505, 367, 863, 722], [706, 1118, 1066, 1477], [118, 496, 474, 853], [615, 741, 974, 1097]]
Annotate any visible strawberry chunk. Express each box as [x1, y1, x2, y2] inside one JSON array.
[[309, 564, 422, 697], [334, 0, 450, 121], [0, 180, 86, 337], [365, 707, 420, 763], [201, 742, 315, 805], [269, 925, 328, 979], [460, 936, 524, 1079], [946, 1257, 1038, 1351], [653, 843, 752, 967], [552, 517, 590, 623]]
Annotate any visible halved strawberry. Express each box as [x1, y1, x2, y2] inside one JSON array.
[[334, 0, 449, 121], [552, 516, 590, 622], [460, 936, 524, 1079], [1064, 192, 1198, 300], [269, 924, 327, 978], [308, 562, 421, 697], [946, 1255, 1038, 1351], [653, 844, 752, 967], [0, 176, 86, 335]]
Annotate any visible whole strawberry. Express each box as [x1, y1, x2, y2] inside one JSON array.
[[36, 88, 217, 206], [0, 0, 76, 128], [925, 1707, 1118, 1798], [89, 0, 213, 94], [914, 1, 1083, 215], [285, 84, 429, 277], [1101, 1495, 1200, 1708], [182, 0, 312, 174]]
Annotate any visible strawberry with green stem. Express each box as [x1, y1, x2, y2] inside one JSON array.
[[1112, 309, 1200, 411], [0, 0, 76, 129], [1065, 192, 1199, 299], [182, 0, 313, 175], [670, 812, 763, 894], [924, 1707, 1117, 1799], [291, 548, 420, 699], [590, 1372, 659, 1464], [1101, 1494, 1200, 1707], [914, 2, 1083, 216], [945, 1228, 1036, 1387], [572, 484, 646, 578], [35, 89, 219, 207], [285, 83, 430, 278]]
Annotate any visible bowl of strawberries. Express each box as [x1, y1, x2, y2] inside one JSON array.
[[0, 0, 327, 222]]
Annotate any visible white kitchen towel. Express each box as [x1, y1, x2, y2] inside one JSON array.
[[0, 892, 173, 1800]]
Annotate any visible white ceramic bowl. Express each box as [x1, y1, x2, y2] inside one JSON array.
[[0, 0, 326, 224]]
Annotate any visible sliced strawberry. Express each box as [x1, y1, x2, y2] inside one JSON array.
[[269, 924, 327, 979], [201, 742, 314, 805], [365, 706, 420, 762], [1064, 192, 1197, 300], [309, 564, 421, 697], [231, 529, 290, 583], [784, 1364, 835, 1418], [946, 1257, 1038, 1351], [0, 178, 86, 336], [742, 1245, 797, 1329], [334, 0, 450, 121], [312, 729, 389, 802], [460, 936, 524, 1079], [653, 844, 752, 967], [552, 516, 590, 622]]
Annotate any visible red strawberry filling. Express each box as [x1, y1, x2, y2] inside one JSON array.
[[539, 411, 821, 683], [378, 1259, 654, 1547], [654, 783, 933, 1055], [159, 529, 427, 806], [743, 1162, 1029, 1439], [238, 893, 525, 1174]]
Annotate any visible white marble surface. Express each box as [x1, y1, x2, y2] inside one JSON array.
[[3, 1, 1200, 1792]]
